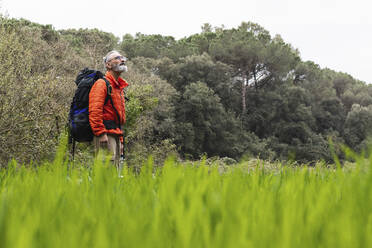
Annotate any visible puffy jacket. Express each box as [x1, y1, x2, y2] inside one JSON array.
[[89, 71, 129, 138]]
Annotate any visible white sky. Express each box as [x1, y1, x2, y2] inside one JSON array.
[[1, 0, 371, 83]]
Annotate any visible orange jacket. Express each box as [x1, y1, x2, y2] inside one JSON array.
[[89, 71, 129, 139]]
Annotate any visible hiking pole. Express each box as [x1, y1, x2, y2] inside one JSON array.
[[118, 137, 126, 177], [72, 138, 76, 161], [66, 124, 75, 162]]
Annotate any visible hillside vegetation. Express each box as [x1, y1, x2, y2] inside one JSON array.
[[1, 16, 372, 166]]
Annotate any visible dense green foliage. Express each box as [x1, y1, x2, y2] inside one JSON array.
[[1, 138, 372, 247], [1, 15, 371, 165], [119, 24, 372, 163]]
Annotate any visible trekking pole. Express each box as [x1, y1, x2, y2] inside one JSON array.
[[72, 138, 76, 161], [118, 136, 126, 177], [66, 124, 75, 162]]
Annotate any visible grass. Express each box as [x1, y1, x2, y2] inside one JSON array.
[[1, 137, 372, 247]]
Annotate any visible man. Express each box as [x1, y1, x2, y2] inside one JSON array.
[[89, 50, 129, 167]]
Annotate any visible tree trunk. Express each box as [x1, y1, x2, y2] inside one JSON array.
[[242, 75, 247, 114]]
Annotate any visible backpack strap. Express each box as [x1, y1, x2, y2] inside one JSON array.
[[102, 77, 122, 129]]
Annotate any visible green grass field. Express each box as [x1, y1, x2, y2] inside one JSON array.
[[1, 141, 372, 248]]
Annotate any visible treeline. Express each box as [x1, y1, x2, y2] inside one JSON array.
[[1, 17, 371, 165]]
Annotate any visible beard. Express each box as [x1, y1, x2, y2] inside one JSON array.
[[112, 64, 128, 72]]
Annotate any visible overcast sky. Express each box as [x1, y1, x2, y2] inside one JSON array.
[[1, 0, 371, 83]]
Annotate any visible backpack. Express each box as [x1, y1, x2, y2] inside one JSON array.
[[68, 68, 119, 144]]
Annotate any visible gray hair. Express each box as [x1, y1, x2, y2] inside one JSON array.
[[103, 50, 120, 65]]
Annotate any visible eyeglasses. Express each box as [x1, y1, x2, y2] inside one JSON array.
[[110, 55, 127, 62]]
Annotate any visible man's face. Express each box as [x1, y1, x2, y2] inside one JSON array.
[[107, 53, 127, 72]]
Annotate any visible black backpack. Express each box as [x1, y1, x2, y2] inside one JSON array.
[[68, 68, 119, 144]]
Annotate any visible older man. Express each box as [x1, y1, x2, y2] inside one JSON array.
[[89, 50, 129, 167]]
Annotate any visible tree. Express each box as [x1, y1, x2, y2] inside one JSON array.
[[0, 22, 75, 164], [120, 33, 177, 59], [60, 28, 119, 69], [209, 22, 299, 114], [123, 57, 179, 165], [313, 98, 345, 133], [175, 82, 243, 158], [344, 104, 372, 149], [157, 53, 241, 113]]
